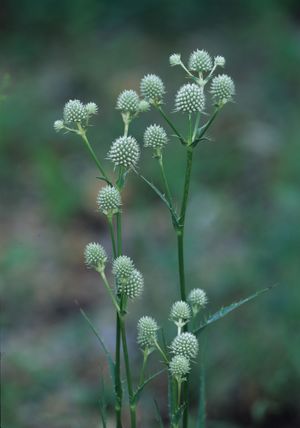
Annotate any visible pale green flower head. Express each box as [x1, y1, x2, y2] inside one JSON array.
[[169, 355, 190, 381], [211, 74, 235, 105], [170, 332, 199, 360], [144, 124, 168, 150], [175, 83, 205, 113], [137, 316, 159, 349], [107, 136, 140, 169], [97, 185, 121, 217], [84, 242, 107, 272], [188, 49, 213, 73], [63, 99, 88, 124], [140, 74, 165, 104], [116, 90, 139, 113]]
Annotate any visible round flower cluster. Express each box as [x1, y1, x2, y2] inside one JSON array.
[[214, 55, 225, 68], [137, 316, 159, 349], [116, 90, 139, 113], [169, 355, 190, 380], [175, 83, 205, 113], [170, 301, 191, 323], [84, 242, 107, 272], [188, 49, 212, 73], [85, 102, 98, 115], [169, 53, 181, 66], [107, 136, 140, 169], [188, 288, 208, 313], [112, 255, 144, 299], [54, 120, 64, 132], [140, 74, 165, 104], [210, 74, 235, 105], [170, 332, 199, 360], [63, 99, 88, 124], [144, 124, 168, 150], [97, 185, 121, 217]]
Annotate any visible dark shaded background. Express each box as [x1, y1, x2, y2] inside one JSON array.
[[1, 1, 300, 427]]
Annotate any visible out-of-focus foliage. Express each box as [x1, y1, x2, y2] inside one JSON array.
[[1, 0, 300, 427]]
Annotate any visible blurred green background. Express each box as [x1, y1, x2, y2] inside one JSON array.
[[1, 0, 300, 427]]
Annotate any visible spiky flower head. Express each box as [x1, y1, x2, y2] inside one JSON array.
[[210, 74, 235, 105], [116, 90, 139, 113], [214, 56, 225, 68], [137, 316, 159, 349], [84, 242, 107, 272], [85, 102, 98, 115], [138, 99, 150, 112], [112, 255, 135, 280], [63, 99, 88, 124], [54, 120, 64, 132], [170, 301, 191, 323], [97, 185, 121, 216], [118, 268, 144, 299], [144, 124, 168, 150], [169, 355, 190, 380], [140, 74, 165, 104], [169, 53, 181, 66], [188, 49, 213, 73], [188, 288, 208, 313], [170, 332, 199, 360], [175, 83, 205, 113], [107, 136, 140, 169]]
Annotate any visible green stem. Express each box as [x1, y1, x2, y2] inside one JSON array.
[[154, 339, 169, 364], [138, 350, 149, 386], [116, 213, 122, 255], [158, 155, 173, 207], [108, 217, 117, 257], [157, 106, 186, 145], [120, 314, 136, 428], [99, 271, 121, 312]]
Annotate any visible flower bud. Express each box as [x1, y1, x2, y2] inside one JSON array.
[[169, 53, 181, 66], [210, 74, 235, 105], [144, 124, 168, 149], [54, 120, 64, 132], [116, 90, 139, 113], [140, 74, 165, 104], [107, 136, 140, 169], [170, 332, 199, 360], [187, 288, 208, 313], [169, 355, 190, 380], [97, 185, 121, 217], [84, 242, 107, 272], [112, 255, 135, 280], [188, 49, 213, 73], [175, 83, 205, 113], [138, 99, 150, 112], [137, 316, 159, 349], [170, 301, 191, 323], [85, 102, 98, 115], [63, 99, 88, 124], [214, 56, 225, 68]]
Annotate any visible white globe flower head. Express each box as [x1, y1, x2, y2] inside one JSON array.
[[169, 355, 190, 381], [188, 288, 208, 314], [118, 268, 144, 299], [63, 99, 88, 124], [97, 185, 121, 217], [85, 102, 98, 115], [170, 301, 191, 323], [144, 124, 168, 150], [138, 99, 150, 113], [107, 136, 140, 169], [112, 255, 135, 281], [140, 74, 165, 104], [116, 90, 139, 113], [175, 83, 205, 113], [210, 74, 235, 105], [170, 332, 199, 360], [188, 49, 213, 73], [137, 316, 159, 349], [54, 120, 64, 132], [214, 56, 225, 68], [84, 242, 107, 272], [169, 53, 181, 66]]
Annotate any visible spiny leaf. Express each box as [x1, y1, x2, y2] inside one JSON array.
[[194, 285, 276, 336], [153, 399, 165, 428], [77, 304, 115, 384], [133, 369, 166, 403]]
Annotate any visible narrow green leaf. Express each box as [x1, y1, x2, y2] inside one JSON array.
[[134, 169, 179, 227], [78, 304, 115, 383], [133, 369, 166, 403], [99, 375, 107, 428], [154, 399, 165, 428], [194, 285, 276, 336], [171, 402, 186, 425], [96, 176, 112, 185], [196, 355, 206, 428], [168, 373, 176, 422]]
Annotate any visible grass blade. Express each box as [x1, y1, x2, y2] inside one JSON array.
[[154, 399, 165, 428], [133, 369, 166, 403]]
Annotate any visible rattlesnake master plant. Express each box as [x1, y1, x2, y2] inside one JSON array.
[[54, 48, 272, 428]]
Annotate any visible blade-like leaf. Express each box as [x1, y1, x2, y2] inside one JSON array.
[[133, 369, 166, 403], [96, 176, 112, 185], [99, 375, 107, 428], [134, 169, 179, 227], [154, 399, 165, 428], [168, 373, 176, 422], [78, 304, 115, 383], [196, 354, 206, 428], [171, 402, 186, 425], [194, 285, 276, 336]]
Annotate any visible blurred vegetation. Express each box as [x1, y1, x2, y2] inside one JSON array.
[[1, 0, 300, 427]]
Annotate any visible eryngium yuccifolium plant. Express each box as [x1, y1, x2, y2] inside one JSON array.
[[84, 242, 107, 272], [188, 288, 208, 313], [112, 255, 135, 280], [210, 74, 235, 105], [144, 124, 168, 149], [63, 99, 88, 124], [137, 316, 159, 349], [107, 136, 140, 169], [188, 49, 213, 72], [170, 301, 191, 322], [97, 185, 121, 216], [116, 90, 139, 113], [169, 355, 190, 380], [140, 74, 165, 104], [175, 83, 205, 113], [118, 269, 144, 299], [171, 332, 199, 360]]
